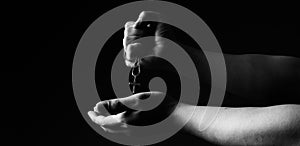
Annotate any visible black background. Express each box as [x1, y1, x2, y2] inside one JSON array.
[[3, 0, 299, 145]]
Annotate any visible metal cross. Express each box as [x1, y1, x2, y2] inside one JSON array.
[[129, 60, 141, 94]]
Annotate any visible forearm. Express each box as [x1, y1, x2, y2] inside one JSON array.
[[174, 104, 300, 146]]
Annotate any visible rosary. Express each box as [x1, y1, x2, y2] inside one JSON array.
[[129, 58, 141, 94]]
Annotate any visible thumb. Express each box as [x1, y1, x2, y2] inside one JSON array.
[[134, 11, 161, 26]]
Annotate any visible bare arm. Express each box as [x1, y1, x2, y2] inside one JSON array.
[[174, 104, 300, 146]]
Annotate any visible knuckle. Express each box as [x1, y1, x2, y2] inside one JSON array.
[[123, 36, 136, 46], [124, 24, 136, 36], [126, 28, 136, 36], [137, 11, 160, 22], [124, 21, 135, 28]]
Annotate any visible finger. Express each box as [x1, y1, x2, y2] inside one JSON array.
[[90, 111, 125, 126], [101, 127, 130, 135], [95, 98, 135, 115], [88, 111, 130, 134], [135, 11, 160, 25], [137, 91, 164, 99], [95, 99, 130, 114], [126, 91, 163, 100], [123, 21, 138, 64], [123, 42, 142, 62], [88, 111, 100, 123], [115, 92, 158, 110], [88, 111, 111, 125], [124, 21, 136, 36], [124, 21, 135, 29], [116, 94, 141, 108], [94, 101, 110, 116]]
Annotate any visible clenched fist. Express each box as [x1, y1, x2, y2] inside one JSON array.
[[123, 11, 164, 67]]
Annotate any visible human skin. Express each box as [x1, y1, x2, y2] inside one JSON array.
[[88, 92, 300, 145], [176, 103, 300, 145], [123, 11, 300, 101], [88, 11, 300, 145]]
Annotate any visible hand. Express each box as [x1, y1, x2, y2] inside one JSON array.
[[87, 91, 178, 136], [123, 11, 164, 67]]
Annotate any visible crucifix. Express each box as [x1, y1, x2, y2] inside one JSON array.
[[129, 58, 141, 94]]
